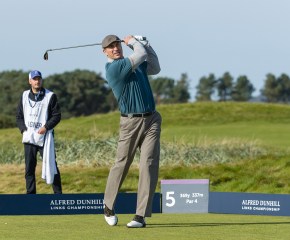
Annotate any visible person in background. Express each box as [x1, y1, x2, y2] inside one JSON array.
[[16, 70, 62, 194], [102, 35, 162, 228]]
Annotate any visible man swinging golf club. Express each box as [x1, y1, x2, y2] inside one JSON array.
[[102, 34, 162, 228]]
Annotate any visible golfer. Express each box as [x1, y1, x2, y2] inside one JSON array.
[[102, 35, 162, 228], [16, 70, 62, 194]]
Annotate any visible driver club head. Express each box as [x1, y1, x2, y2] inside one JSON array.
[[43, 51, 49, 61]]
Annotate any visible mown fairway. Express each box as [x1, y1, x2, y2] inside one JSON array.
[[1, 214, 290, 240], [4, 101, 290, 148]]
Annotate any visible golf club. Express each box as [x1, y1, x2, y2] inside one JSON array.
[[43, 36, 147, 60], [43, 42, 102, 60]]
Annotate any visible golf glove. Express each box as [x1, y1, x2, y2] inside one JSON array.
[[134, 35, 149, 46]]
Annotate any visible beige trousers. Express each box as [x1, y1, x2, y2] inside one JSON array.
[[104, 111, 162, 217]]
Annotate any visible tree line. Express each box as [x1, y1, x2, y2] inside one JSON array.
[[195, 72, 290, 102], [0, 69, 289, 128], [0, 70, 190, 128]]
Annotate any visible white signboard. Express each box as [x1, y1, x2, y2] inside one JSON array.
[[161, 179, 209, 213]]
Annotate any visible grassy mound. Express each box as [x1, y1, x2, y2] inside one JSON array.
[[1, 102, 290, 194]]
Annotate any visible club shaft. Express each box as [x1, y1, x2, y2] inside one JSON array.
[[46, 43, 102, 52]]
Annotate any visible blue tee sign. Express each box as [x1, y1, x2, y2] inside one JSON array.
[[0, 193, 161, 215], [209, 192, 290, 216]]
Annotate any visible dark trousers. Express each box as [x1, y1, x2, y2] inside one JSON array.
[[24, 143, 62, 194]]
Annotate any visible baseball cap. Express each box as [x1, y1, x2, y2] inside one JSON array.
[[102, 35, 122, 48], [29, 70, 42, 79]]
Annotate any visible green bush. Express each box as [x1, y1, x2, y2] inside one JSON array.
[[0, 114, 15, 129]]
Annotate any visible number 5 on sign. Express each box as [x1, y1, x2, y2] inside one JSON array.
[[161, 179, 209, 213], [166, 191, 175, 207]]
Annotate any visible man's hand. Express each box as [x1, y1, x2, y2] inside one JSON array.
[[123, 35, 134, 45], [38, 126, 47, 134]]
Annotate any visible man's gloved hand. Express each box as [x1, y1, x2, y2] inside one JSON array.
[[134, 35, 149, 46], [134, 35, 146, 41]]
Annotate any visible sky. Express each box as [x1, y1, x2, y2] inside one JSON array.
[[1, 0, 290, 99]]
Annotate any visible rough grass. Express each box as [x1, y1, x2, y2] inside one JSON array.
[[2, 102, 290, 194], [0, 137, 275, 166], [2, 154, 290, 194]]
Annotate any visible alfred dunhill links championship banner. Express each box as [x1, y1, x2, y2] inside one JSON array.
[[0, 193, 161, 215], [209, 192, 290, 216], [1, 180, 290, 216]]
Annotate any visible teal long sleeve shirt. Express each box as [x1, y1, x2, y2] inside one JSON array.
[[105, 58, 155, 114]]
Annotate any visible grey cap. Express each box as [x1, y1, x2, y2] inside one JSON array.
[[102, 35, 122, 48]]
